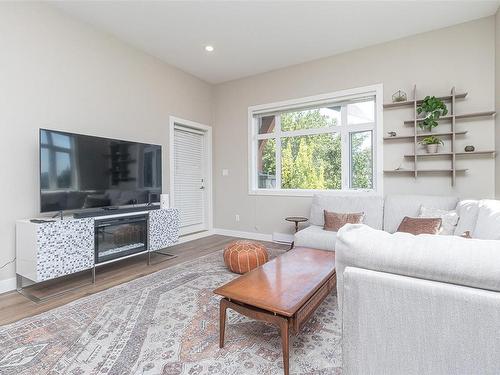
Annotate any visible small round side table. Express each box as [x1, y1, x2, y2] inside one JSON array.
[[285, 216, 308, 250], [285, 216, 308, 232]]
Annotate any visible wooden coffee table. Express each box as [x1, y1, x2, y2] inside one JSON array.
[[214, 247, 336, 375]]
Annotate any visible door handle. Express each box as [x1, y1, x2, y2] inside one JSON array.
[[200, 186, 205, 190]]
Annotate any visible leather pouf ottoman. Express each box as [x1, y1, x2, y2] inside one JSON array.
[[223, 240, 269, 274]]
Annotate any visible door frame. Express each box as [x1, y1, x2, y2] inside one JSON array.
[[169, 116, 213, 234]]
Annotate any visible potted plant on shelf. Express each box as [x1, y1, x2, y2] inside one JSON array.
[[419, 135, 444, 153], [417, 96, 448, 131]]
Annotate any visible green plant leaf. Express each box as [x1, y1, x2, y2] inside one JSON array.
[[416, 96, 448, 131], [419, 135, 444, 145]]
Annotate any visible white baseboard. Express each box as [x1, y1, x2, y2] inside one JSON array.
[[272, 232, 294, 244], [0, 277, 16, 294], [176, 230, 214, 244], [213, 228, 273, 242]]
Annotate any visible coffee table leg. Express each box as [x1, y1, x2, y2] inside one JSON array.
[[217, 299, 291, 375], [279, 319, 290, 375], [219, 298, 228, 348]]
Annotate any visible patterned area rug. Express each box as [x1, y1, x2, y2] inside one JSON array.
[[0, 248, 342, 375]]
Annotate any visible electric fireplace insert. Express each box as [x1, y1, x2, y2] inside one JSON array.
[[94, 214, 148, 264]]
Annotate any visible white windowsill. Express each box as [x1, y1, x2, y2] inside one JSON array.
[[248, 188, 380, 197]]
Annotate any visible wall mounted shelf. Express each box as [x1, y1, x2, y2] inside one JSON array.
[[403, 150, 496, 158], [384, 131, 467, 141], [383, 85, 496, 186], [384, 169, 468, 173], [383, 92, 467, 109], [403, 111, 496, 125]]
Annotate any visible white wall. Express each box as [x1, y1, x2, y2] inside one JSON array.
[[213, 17, 496, 236], [496, 9, 500, 198], [0, 3, 212, 286]]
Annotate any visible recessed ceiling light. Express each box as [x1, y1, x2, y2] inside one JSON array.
[[205, 45, 214, 52]]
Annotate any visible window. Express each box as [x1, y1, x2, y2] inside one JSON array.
[[249, 85, 382, 195]]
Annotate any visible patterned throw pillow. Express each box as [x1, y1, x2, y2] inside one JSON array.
[[397, 216, 442, 235], [323, 210, 364, 232], [418, 206, 459, 235]]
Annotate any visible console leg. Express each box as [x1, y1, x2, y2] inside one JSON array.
[[16, 274, 23, 292], [148, 249, 177, 266], [16, 271, 96, 304]]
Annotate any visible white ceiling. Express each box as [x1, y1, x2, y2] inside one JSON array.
[[52, 1, 500, 84]]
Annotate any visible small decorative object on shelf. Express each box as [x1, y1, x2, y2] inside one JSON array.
[[417, 96, 448, 131], [464, 145, 475, 152], [387, 131, 397, 137], [419, 135, 444, 154], [394, 161, 410, 171], [392, 90, 407, 103]]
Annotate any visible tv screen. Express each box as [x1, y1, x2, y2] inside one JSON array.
[[40, 129, 162, 213]]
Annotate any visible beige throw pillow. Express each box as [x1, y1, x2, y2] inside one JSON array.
[[418, 206, 459, 235], [323, 210, 364, 232]]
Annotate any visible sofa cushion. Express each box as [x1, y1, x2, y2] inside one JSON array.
[[473, 200, 500, 240], [383, 195, 459, 233], [294, 225, 336, 251], [454, 200, 480, 236], [310, 194, 383, 229], [335, 224, 500, 311]]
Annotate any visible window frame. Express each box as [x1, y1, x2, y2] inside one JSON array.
[[248, 84, 383, 196]]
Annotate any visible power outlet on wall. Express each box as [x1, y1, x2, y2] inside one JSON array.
[[235, 214, 240, 222]]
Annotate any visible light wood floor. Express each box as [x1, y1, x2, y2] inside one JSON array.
[[0, 235, 288, 326]]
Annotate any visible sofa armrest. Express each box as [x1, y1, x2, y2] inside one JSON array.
[[342, 267, 500, 374]]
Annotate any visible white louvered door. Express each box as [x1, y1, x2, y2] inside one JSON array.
[[173, 126, 207, 235]]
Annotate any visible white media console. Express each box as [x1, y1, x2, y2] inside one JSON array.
[[16, 208, 179, 300]]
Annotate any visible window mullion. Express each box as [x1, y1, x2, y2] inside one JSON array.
[[345, 122, 375, 132], [275, 115, 282, 189], [340, 105, 349, 190], [281, 126, 338, 138], [256, 133, 276, 140], [253, 116, 263, 192]]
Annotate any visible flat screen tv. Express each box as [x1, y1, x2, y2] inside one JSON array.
[[40, 129, 162, 213]]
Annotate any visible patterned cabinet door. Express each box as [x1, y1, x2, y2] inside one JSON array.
[[148, 209, 180, 251], [36, 218, 95, 282]]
